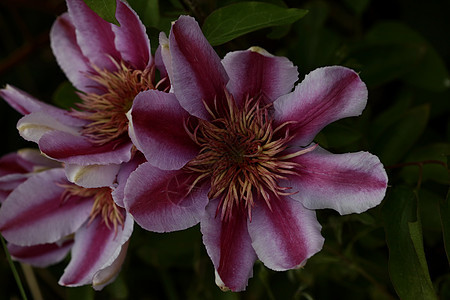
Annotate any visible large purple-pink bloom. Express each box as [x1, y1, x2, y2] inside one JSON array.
[[0, 150, 137, 290], [0, 0, 163, 188], [124, 16, 388, 291]]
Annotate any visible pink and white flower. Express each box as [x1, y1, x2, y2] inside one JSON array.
[[124, 16, 388, 291], [0, 150, 140, 290], [0, 0, 164, 188]]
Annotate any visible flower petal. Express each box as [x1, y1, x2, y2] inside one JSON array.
[[8, 239, 74, 268], [65, 164, 121, 188], [59, 210, 133, 288], [124, 162, 209, 232], [113, 0, 152, 70], [201, 199, 256, 292], [273, 66, 368, 145], [289, 147, 388, 214], [1, 85, 87, 126], [169, 15, 229, 119], [38, 130, 133, 165], [223, 47, 298, 105], [66, 0, 120, 70], [93, 240, 129, 290], [50, 13, 98, 93], [112, 152, 146, 207], [129, 90, 198, 170], [248, 196, 324, 271], [0, 169, 93, 246]]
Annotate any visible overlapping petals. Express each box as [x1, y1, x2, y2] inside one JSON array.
[[1, 0, 157, 188], [125, 15, 388, 292], [0, 151, 135, 289]]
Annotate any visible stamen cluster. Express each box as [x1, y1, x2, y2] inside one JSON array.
[[71, 60, 156, 145], [185, 93, 313, 221], [60, 184, 124, 231]]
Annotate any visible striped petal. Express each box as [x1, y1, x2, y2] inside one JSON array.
[[0, 169, 93, 246], [273, 66, 368, 146], [289, 147, 388, 215], [124, 162, 209, 232], [129, 90, 198, 170], [8, 239, 74, 268], [248, 196, 324, 271], [169, 16, 229, 119], [201, 199, 256, 292], [223, 47, 298, 106], [113, 0, 152, 69], [59, 210, 133, 288]]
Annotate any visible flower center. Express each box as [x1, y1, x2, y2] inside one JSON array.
[[185, 93, 316, 221], [60, 184, 124, 231], [70, 60, 156, 145]]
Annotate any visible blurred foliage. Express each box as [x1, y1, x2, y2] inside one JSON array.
[[0, 0, 449, 299]]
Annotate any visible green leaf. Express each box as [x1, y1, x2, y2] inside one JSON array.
[[440, 188, 450, 266], [83, 0, 119, 26], [350, 22, 449, 90], [202, 2, 308, 46], [52, 81, 81, 110], [382, 187, 437, 300], [372, 105, 429, 166], [399, 143, 450, 185]]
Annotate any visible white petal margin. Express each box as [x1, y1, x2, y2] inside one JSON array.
[[59, 211, 133, 288], [248, 196, 324, 271], [65, 164, 121, 188], [17, 111, 81, 143]]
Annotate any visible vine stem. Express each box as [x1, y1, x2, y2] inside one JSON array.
[[1, 234, 28, 300]]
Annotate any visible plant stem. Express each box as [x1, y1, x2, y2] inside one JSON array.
[[1, 234, 28, 300]]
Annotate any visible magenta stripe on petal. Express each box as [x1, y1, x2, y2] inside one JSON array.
[[8, 239, 73, 268], [273, 66, 368, 146], [113, 0, 152, 70], [289, 147, 388, 215], [223, 48, 298, 106], [50, 13, 99, 93], [201, 199, 256, 292], [124, 162, 209, 232], [59, 210, 133, 287], [130, 90, 199, 170], [170, 16, 229, 119], [39, 131, 132, 165], [66, 0, 120, 70], [248, 196, 324, 271], [0, 169, 93, 246]]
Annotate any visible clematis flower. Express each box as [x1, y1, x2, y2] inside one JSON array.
[[124, 16, 388, 291], [0, 0, 165, 188], [0, 149, 141, 289]]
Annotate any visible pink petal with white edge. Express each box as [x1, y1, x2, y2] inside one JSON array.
[[112, 152, 146, 207], [130, 90, 199, 170], [289, 147, 388, 215], [50, 13, 99, 93], [248, 196, 324, 271], [65, 163, 121, 188], [1, 85, 87, 127], [8, 239, 74, 268], [66, 0, 120, 70], [124, 162, 209, 232], [201, 199, 256, 292], [113, 0, 152, 70], [59, 210, 133, 288], [155, 44, 168, 80], [38, 130, 133, 165], [223, 47, 298, 106], [169, 16, 229, 119], [273, 66, 368, 146], [93, 240, 129, 290], [17, 111, 82, 144], [17, 148, 62, 170], [0, 169, 93, 246]]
